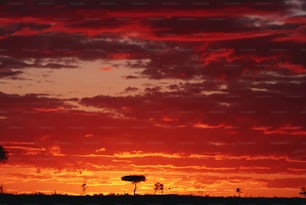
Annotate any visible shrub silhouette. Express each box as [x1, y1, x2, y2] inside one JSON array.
[[300, 187, 306, 198], [121, 175, 146, 195], [154, 182, 164, 194], [81, 183, 87, 195]]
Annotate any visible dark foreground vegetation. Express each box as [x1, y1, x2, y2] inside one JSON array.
[[0, 194, 305, 205]]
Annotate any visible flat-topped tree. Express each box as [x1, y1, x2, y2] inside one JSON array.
[[0, 145, 8, 162], [121, 175, 146, 195]]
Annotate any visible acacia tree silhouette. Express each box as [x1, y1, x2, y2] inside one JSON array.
[[121, 175, 146, 195]]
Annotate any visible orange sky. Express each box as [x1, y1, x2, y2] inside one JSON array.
[[0, 0, 306, 197]]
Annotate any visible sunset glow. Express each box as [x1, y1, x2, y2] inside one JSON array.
[[0, 0, 306, 198]]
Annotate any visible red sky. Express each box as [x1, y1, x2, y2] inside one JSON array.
[[0, 0, 306, 197]]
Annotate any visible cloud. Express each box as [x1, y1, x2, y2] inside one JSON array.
[[265, 177, 306, 188], [113, 151, 183, 159], [33, 107, 66, 112], [0, 56, 77, 78], [4, 144, 46, 156], [48, 145, 65, 156], [193, 122, 227, 129], [252, 125, 306, 135], [278, 62, 306, 73], [99, 67, 112, 72], [0, 13, 304, 82], [95, 147, 106, 153]]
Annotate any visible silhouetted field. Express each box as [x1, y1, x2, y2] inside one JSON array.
[[0, 194, 305, 205]]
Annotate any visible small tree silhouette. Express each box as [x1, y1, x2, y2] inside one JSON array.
[[81, 183, 87, 195], [236, 187, 242, 197], [154, 182, 164, 194], [121, 175, 146, 195], [299, 187, 306, 198], [0, 145, 8, 162]]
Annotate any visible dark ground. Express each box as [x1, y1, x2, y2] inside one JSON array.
[[0, 194, 305, 205]]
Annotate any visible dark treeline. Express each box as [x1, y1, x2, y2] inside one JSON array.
[[0, 194, 305, 205]]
